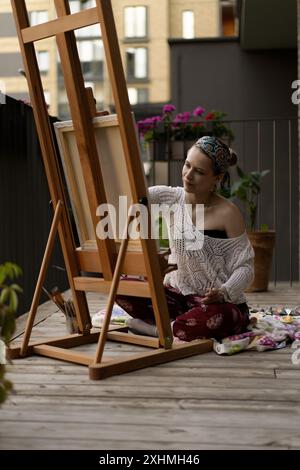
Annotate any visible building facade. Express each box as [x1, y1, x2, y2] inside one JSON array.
[[0, 0, 237, 118], [0, 0, 58, 115]]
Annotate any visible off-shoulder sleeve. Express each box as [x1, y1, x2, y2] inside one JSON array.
[[148, 186, 183, 206], [219, 232, 255, 304]]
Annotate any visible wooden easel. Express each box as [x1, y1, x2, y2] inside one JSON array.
[[8, 0, 212, 379]]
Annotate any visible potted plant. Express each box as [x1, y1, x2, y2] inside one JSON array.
[[229, 166, 275, 292], [0, 262, 22, 404], [137, 104, 234, 161]]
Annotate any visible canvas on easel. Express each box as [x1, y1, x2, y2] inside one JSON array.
[[8, 0, 212, 380], [54, 112, 148, 253]]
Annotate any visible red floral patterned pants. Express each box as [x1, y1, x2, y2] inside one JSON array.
[[116, 284, 250, 342]]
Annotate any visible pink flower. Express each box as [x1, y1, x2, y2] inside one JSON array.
[[193, 106, 205, 117], [163, 104, 176, 114], [182, 111, 190, 122], [173, 113, 184, 124]]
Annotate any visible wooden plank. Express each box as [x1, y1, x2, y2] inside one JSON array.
[[2, 405, 300, 431], [7, 382, 300, 402], [22, 8, 99, 44], [0, 420, 299, 449], [0, 437, 289, 451], [275, 369, 300, 379], [6, 394, 300, 413], [8, 370, 300, 392], [5, 364, 276, 378], [8, 373, 300, 390], [73, 276, 152, 297]]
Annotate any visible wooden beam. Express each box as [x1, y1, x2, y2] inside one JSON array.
[[33, 344, 95, 365], [89, 339, 213, 380], [7, 332, 101, 359], [97, 0, 173, 348], [20, 201, 63, 357], [75, 248, 147, 276], [54, 0, 115, 280], [73, 276, 151, 297], [107, 331, 159, 348], [22, 8, 99, 44]]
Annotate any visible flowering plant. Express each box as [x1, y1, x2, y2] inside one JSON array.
[[0, 262, 22, 404], [137, 104, 234, 143]]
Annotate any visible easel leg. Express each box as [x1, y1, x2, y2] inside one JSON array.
[[93, 215, 134, 364], [20, 201, 63, 357]]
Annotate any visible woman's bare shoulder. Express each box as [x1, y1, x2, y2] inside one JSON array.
[[213, 195, 246, 237]]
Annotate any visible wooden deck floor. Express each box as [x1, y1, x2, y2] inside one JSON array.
[[1, 284, 300, 450]]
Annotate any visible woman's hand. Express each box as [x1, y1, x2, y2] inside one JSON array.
[[202, 287, 224, 304]]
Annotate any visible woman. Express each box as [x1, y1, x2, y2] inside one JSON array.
[[117, 136, 254, 342]]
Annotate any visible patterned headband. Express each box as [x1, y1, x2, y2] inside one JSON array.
[[194, 136, 231, 174]]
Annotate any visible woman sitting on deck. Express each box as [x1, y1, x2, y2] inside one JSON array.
[[116, 136, 255, 342]]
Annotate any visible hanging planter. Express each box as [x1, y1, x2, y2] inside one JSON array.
[[138, 104, 234, 162]]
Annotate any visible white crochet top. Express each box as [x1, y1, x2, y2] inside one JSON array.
[[149, 186, 254, 304]]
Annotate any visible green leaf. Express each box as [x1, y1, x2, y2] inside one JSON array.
[[232, 185, 248, 202], [9, 289, 18, 312], [0, 270, 6, 285], [0, 384, 7, 404], [5, 263, 14, 280], [1, 313, 16, 343], [236, 166, 246, 179], [10, 284, 23, 294], [260, 223, 269, 232], [3, 379, 13, 392], [0, 288, 10, 305], [0, 261, 22, 404]]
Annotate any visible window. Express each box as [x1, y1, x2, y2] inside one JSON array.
[[77, 40, 103, 62], [182, 11, 195, 39], [70, 0, 100, 37], [126, 48, 147, 80], [37, 51, 49, 74], [128, 87, 149, 105], [69, 0, 96, 13], [30, 10, 48, 26], [124, 6, 147, 38], [77, 40, 104, 80]]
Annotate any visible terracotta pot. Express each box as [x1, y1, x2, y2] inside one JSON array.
[[246, 230, 275, 292]]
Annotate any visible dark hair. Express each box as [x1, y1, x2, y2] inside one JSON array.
[[229, 148, 238, 167], [218, 143, 238, 192]]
